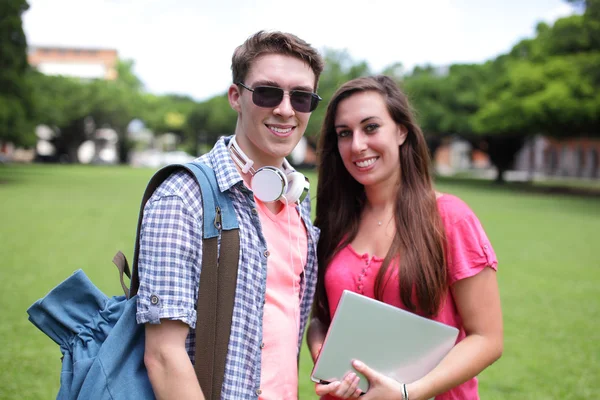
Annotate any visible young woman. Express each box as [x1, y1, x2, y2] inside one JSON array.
[[308, 75, 503, 400]]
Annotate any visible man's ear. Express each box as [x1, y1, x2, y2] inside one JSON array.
[[228, 84, 242, 113], [397, 124, 408, 146]]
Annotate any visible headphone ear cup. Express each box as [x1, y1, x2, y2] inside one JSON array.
[[282, 171, 308, 205], [252, 167, 288, 203]]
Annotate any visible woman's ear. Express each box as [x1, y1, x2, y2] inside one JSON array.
[[397, 124, 408, 146], [228, 84, 242, 113]]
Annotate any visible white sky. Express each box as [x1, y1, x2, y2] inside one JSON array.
[[23, 0, 576, 101]]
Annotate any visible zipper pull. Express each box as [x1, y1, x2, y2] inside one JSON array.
[[214, 206, 222, 230]]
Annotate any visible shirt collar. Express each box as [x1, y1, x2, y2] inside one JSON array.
[[206, 135, 244, 193]]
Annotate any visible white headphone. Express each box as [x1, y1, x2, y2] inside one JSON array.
[[227, 136, 309, 205]]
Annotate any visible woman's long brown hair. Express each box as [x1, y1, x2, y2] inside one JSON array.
[[313, 75, 447, 325]]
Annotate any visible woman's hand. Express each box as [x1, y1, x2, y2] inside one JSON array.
[[350, 360, 405, 400], [309, 318, 363, 398], [314, 372, 363, 399]]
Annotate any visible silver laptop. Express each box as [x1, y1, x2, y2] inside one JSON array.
[[311, 290, 459, 393]]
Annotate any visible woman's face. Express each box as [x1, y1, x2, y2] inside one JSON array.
[[334, 91, 407, 188]]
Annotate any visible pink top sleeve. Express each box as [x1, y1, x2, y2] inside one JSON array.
[[438, 195, 498, 285]]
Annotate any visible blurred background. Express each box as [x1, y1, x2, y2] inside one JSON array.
[[2, 0, 599, 181], [1, 0, 599, 399]]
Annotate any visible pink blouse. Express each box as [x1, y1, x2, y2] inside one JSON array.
[[324, 195, 498, 400]]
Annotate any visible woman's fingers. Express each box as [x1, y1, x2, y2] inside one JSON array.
[[315, 381, 340, 396], [352, 359, 378, 383], [334, 372, 361, 398], [315, 381, 342, 396], [314, 371, 362, 398]]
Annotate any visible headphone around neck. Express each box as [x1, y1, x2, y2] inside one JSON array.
[[227, 136, 309, 205]]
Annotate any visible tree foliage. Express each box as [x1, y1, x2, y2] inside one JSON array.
[[5, 0, 597, 177], [0, 0, 34, 146]]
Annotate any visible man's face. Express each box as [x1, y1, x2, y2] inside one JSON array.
[[228, 53, 317, 168]]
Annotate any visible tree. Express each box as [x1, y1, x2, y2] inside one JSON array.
[[115, 60, 144, 92], [467, 9, 600, 182], [482, 16, 599, 121], [29, 62, 146, 163], [566, 0, 600, 50], [141, 93, 196, 135], [88, 78, 144, 163], [29, 72, 91, 161], [0, 0, 34, 147], [202, 94, 237, 141], [186, 104, 210, 156], [305, 49, 370, 139], [401, 63, 491, 162]]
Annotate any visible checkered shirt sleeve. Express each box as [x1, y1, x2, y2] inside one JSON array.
[[136, 170, 204, 329]]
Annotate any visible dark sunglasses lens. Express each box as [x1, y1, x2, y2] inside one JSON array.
[[253, 86, 283, 108], [290, 92, 316, 113]]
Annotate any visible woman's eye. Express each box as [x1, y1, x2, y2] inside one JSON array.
[[336, 130, 351, 138], [365, 124, 379, 133]]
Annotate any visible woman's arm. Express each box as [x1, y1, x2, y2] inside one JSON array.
[[306, 317, 328, 362], [406, 266, 503, 400], [351, 267, 503, 400], [307, 317, 363, 398]]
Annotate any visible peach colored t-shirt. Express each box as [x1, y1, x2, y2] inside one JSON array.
[[256, 199, 308, 400], [324, 195, 498, 400]]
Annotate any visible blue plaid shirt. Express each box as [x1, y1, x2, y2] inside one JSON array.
[[136, 136, 319, 399]]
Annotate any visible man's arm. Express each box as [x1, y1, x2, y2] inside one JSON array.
[[145, 320, 205, 400], [137, 174, 206, 399]]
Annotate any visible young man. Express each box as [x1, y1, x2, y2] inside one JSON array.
[[136, 31, 324, 399]]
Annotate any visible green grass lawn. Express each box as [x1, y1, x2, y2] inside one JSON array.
[[1, 164, 599, 400]]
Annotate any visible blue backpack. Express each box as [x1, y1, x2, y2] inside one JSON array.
[[27, 162, 240, 400]]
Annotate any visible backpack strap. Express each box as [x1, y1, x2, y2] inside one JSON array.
[[117, 161, 240, 399], [187, 162, 240, 400]]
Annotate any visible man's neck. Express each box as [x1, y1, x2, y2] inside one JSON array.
[[232, 134, 283, 171]]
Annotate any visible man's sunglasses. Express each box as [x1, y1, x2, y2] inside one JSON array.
[[237, 82, 322, 113]]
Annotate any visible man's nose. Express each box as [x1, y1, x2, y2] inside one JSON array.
[[274, 93, 295, 118]]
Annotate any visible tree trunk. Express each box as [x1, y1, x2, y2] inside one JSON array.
[[194, 130, 202, 157], [465, 134, 526, 184], [56, 118, 87, 163], [425, 135, 442, 161], [495, 166, 507, 183], [486, 135, 526, 184], [117, 131, 130, 164]]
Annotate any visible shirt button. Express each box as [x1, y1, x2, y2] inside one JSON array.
[[263, 250, 270, 258], [256, 388, 262, 395], [150, 294, 160, 305], [252, 208, 258, 215], [260, 342, 265, 349]]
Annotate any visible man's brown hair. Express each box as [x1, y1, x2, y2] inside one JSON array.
[[231, 30, 324, 90]]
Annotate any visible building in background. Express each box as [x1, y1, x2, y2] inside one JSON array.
[[434, 136, 491, 176], [514, 136, 600, 179], [433, 135, 600, 181], [28, 46, 118, 80]]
